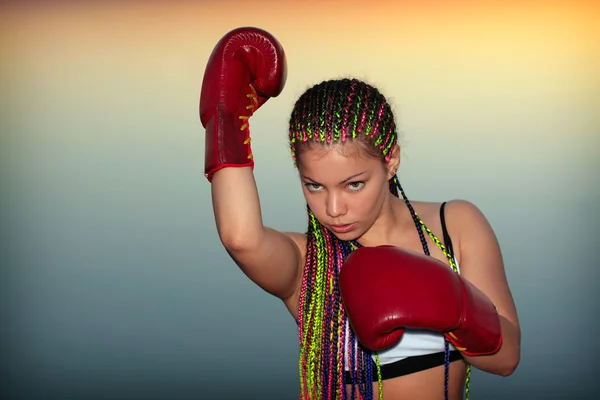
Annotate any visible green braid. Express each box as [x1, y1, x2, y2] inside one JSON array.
[[291, 78, 396, 400], [289, 78, 471, 400]]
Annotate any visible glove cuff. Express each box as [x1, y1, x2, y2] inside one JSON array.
[[445, 278, 503, 357]]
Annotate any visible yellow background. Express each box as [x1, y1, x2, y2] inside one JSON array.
[[1, 1, 598, 398]]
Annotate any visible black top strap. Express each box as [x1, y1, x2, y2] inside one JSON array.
[[439, 202, 455, 259]]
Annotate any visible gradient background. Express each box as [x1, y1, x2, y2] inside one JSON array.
[[1, 0, 599, 399]]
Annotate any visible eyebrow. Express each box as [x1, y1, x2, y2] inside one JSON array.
[[303, 171, 368, 185]]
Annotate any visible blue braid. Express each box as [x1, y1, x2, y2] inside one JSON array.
[[351, 175, 453, 400]]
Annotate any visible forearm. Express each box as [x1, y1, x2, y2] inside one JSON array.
[[211, 166, 266, 249], [462, 315, 521, 376]]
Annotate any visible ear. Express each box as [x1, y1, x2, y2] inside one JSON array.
[[385, 144, 401, 179]]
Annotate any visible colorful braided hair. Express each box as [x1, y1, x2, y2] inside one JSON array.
[[288, 78, 472, 400]]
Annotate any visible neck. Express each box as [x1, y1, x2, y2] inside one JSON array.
[[356, 192, 414, 247]]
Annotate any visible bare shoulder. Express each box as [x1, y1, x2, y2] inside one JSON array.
[[409, 199, 482, 221], [443, 199, 490, 221], [441, 199, 497, 246], [441, 199, 504, 276], [410, 199, 499, 267]]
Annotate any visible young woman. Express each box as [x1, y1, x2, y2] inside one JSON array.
[[200, 27, 521, 400]]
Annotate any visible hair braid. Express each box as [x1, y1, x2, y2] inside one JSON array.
[[290, 78, 469, 400]]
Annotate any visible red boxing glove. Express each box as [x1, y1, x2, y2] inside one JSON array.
[[199, 27, 287, 182], [338, 245, 502, 357]]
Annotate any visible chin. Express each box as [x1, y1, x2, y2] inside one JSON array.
[[328, 227, 363, 242]]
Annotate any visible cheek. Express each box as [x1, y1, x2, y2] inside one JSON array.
[[356, 194, 379, 215], [355, 184, 387, 217]]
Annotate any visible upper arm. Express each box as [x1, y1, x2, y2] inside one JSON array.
[[224, 227, 305, 301], [446, 200, 520, 329]]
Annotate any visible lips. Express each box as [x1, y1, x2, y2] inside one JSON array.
[[330, 223, 356, 234]]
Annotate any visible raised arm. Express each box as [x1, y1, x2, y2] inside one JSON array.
[[200, 27, 303, 301]]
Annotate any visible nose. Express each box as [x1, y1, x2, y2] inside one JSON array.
[[326, 192, 347, 219]]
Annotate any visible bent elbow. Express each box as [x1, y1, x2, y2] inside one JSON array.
[[499, 367, 515, 377], [499, 355, 520, 377], [219, 229, 262, 253]]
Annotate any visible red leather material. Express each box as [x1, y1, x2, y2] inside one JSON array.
[[338, 245, 502, 357], [199, 27, 287, 182]]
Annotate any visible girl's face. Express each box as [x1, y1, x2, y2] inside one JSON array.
[[296, 141, 399, 241]]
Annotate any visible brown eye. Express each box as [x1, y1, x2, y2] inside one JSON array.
[[304, 183, 323, 192], [347, 181, 365, 192]]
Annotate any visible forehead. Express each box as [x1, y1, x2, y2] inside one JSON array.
[[297, 145, 382, 183]]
